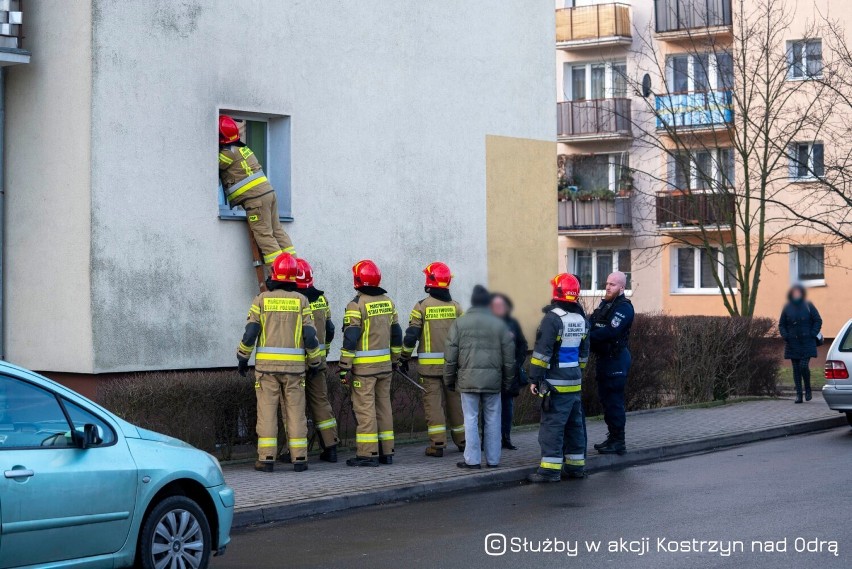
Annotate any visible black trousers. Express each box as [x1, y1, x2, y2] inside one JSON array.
[[790, 358, 811, 395]]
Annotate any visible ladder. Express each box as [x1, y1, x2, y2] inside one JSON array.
[[247, 224, 267, 292]]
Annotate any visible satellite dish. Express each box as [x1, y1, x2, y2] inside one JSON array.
[[641, 74, 652, 98]]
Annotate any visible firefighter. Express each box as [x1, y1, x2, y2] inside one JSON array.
[[237, 253, 322, 473], [218, 115, 296, 265], [400, 262, 465, 457], [339, 260, 404, 467], [527, 273, 590, 483]]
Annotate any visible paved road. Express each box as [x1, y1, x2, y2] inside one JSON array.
[[214, 428, 852, 569]]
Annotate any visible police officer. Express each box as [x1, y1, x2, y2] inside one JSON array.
[[589, 271, 634, 455], [339, 260, 404, 467], [527, 274, 590, 483], [400, 262, 466, 457], [237, 253, 322, 473]]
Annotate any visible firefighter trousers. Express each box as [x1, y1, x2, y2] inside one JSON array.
[[420, 375, 465, 448], [536, 391, 586, 477], [350, 372, 394, 457], [242, 192, 295, 264], [256, 371, 308, 463], [306, 367, 339, 448]]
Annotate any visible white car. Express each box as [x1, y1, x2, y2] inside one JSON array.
[[822, 318, 852, 427]]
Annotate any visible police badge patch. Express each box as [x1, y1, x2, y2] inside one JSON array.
[[611, 316, 622, 328]]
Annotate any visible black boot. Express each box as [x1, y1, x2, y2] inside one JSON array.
[[794, 393, 803, 404], [594, 432, 614, 451], [293, 461, 308, 472], [276, 450, 291, 464], [254, 460, 274, 473], [346, 456, 380, 467], [805, 389, 812, 401], [562, 467, 587, 480], [502, 437, 517, 450], [379, 455, 393, 465], [319, 445, 338, 463], [527, 471, 560, 483], [597, 431, 626, 455]]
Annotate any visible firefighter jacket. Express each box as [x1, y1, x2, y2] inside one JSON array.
[[529, 302, 590, 393], [218, 144, 274, 207], [237, 287, 322, 374], [589, 294, 634, 359], [303, 286, 335, 370], [402, 290, 463, 377], [339, 287, 403, 376]]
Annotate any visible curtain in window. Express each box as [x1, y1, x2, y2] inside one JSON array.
[[693, 54, 711, 92], [591, 65, 606, 99], [700, 248, 720, 288], [573, 155, 610, 192], [618, 249, 632, 289], [812, 143, 824, 177], [797, 246, 824, 280], [671, 56, 689, 92], [612, 63, 628, 97], [796, 144, 810, 178], [678, 248, 695, 288], [806, 40, 823, 77], [596, 251, 614, 290], [575, 250, 593, 290], [572, 66, 586, 101], [716, 52, 734, 90], [791, 42, 804, 78], [695, 151, 713, 190]]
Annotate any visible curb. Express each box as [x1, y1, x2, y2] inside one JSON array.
[[232, 415, 847, 528]]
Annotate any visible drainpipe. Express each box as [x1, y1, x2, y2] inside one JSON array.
[[0, 66, 6, 360]]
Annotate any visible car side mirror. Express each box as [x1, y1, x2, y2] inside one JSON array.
[[78, 423, 103, 449]]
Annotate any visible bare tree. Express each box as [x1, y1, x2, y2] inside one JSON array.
[[625, 0, 845, 316]]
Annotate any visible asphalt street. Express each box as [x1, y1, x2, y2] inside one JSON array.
[[214, 427, 852, 569]]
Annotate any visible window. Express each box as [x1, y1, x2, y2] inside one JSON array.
[[570, 153, 629, 193], [788, 39, 822, 79], [218, 111, 293, 221], [790, 142, 824, 179], [790, 245, 825, 285], [565, 60, 628, 100], [0, 376, 71, 449], [672, 246, 737, 293], [667, 52, 733, 92], [668, 148, 734, 190], [63, 399, 116, 446], [571, 249, 632, 293]]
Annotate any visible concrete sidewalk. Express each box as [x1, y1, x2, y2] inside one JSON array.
[[224, 397, 847, 528]]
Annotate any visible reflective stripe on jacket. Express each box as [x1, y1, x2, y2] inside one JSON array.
[[529, 304, 590, 392], [219, 144, 274, 207], [403, 297, 463, 377], [339, 292, 402, 375]]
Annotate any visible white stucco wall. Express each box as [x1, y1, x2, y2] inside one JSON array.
[[79, 0, 554, 372], [5, 2, 94, 372]]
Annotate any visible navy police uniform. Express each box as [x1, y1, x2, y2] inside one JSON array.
[[589, 293, 633, 452], [528, 301, 590, 481]]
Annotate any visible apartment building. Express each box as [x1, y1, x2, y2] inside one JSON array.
[[555, 0, 852, 334]]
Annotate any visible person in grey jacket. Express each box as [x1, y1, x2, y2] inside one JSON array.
[[444, 285, 515, 469]]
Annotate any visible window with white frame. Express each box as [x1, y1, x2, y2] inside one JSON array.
[[790, 245, 825, 285], [572, 249, 632, 293], [570, 153, 629, 192], [789, 142, 824, 179], [667, 52, 733, 93], [218, 112, 293, 221], [788, 39, 822, 79], [668, 148, 734, 190], [564, 60, 628, 101], [672, 246, 737, 292]]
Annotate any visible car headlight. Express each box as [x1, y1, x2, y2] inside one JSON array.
[[207, 453, 223, 476]]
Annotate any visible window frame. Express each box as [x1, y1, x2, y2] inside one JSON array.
[[218, 109, 293, 222], [789, 245, 826, 287], [668, 148, 734, 191], [570, 152, 629, 193], [0, 375, 118, 451], [670, 245, 738, 295], [666, 52, 733, 93], [569, 248, 633, 296], [789, 141, 825, 181], [564, 59, 629, 101], [787, 39, 823, 80]]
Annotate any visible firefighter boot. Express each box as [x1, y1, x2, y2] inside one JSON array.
[[593, 432, 614, 451], [527, 471, 560, 483], [254, 460, 274, 473], [562, 465, 587, 480], [379, 455, 393, 465], [277, 450, 291, 464], [425, 445, 444, 458], [597, 431, 626, 455], [346, 456, 380, 467], [319, 445, 338, 463], [293, 460, 309, 473]]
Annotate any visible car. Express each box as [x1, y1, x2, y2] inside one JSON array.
[[0, 361, 233, 568], [822, 318, 852, 427]]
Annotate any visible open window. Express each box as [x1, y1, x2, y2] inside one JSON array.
[[218, 111, 293, 221]]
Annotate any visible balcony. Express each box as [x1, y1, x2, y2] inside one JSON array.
[[559, 197, 632, 234], [557, 99, 632, 142], [556, 3, 632, 51], [654, 0, 732, 40], [656, 191, 735, 230], [656, 90, 733, 131], [0, 1, 28, 65]]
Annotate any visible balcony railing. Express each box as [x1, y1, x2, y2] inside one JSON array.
[[559, 197, 632, 232], [556, 3, 632, 47], [656, 90, 733, 130], [557, 98, 632, 140], [656, 192, 735, 227], [654, 0, 732, 34], [0, 1, 23, 50]]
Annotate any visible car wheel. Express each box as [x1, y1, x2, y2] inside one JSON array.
[[847, 412, 852, 428], [138, 495, 211, 569]]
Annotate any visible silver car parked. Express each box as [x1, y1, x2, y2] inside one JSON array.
[[822, 318, 852, 427]]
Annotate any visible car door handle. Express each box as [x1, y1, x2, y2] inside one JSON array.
[[4, 469, 34, 479]]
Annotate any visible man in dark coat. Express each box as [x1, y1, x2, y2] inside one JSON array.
[[779, 284, 823, 403], [490, 293, 529, 450]]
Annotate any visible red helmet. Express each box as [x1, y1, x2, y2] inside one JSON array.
[[551, 273, 581, 303], [353, 260, 381, 288], [271, 253, 298, 282], [219, 115, 240, 145], [423, 262, 453, 289], [294, 258, 314, 289]]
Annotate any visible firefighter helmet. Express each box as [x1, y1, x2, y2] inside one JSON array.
[[353, 260, 382, 288], [219, 115, 240, 145], [423, 262, 453, 289], [271, 253, 299, 282], [295, 258, 314, 289], [551, 273, 581, 303]]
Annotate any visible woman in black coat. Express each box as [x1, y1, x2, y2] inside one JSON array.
[[490, 293, 529, 450], [779, 285, 823, 403]]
